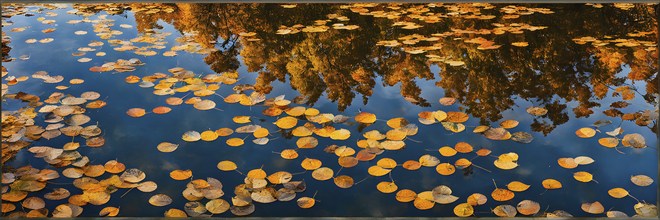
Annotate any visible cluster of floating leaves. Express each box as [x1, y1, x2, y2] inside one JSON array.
[[2, 2, 658, 218], [0, 89, 157, 217]]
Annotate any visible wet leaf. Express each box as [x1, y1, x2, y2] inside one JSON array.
[[621, 133, 646, 148], [297, 197, 315, 209], [206, 199, 229, 214], [575, 127, 596, 138], [573, 171, 593, 183], [517, 200, 540, 215], [157, 142, 179, 152], [126, 108, 146, 117], [506, 181, 530, 192], [275, 116, 298, 129], [149, 194, 172, 206], [355, 112, 376, 123], [607, 188, 628, 198], [631, 175, 653, 186], [312, 167, 334, 181], [453, 203, 474, 217], [598, 137, 619, 148], [99, 207, 119, 217], [170, 169, 193, 180], [376, 181, 398, 193], [526, 106, 548, 116], [182, 131, 201, 142], [581, 201, 604, 214], [333, 175, 354, 188], [493, 204, 517, 217], [491, 188, 514, 202]]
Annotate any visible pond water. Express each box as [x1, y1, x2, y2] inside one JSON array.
[[1, 3, 658, 218]]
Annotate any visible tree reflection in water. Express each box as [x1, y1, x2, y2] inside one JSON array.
[[76, 3, 658, 135]]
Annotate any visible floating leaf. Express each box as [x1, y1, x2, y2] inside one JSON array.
[[506, 181, 530, 192], [484, 127, 511, 140], [149, 194, 173, 206], [454, 142, 473, 153], [355, 112, 376, 123], [330, 129, 351, 140], [500, 120, 519, 129], [297, 197, 315, 209], [137, 181, 157, 192], [206, 199, 229, 214], [511, 132, 533, 143], [275, 116, 298, 129], [467, 193, 487, 206], [22, 197, 45, 210], [598, 137, 619, 148], [542, 179, 562, 189], [573, 171, 593, 183], [99, 207, 119, 217], [574, 156, 594, 165], [575, 127, 596, 138], [200, 130, 219, 141], [517, 200, 540, 215], [581, 201, 604, 214], [376, 181, 398, 193], [526, 106, 548, 116], [170, 169, 193, 180], [439, 146, 457, 157], [453, 203, 474, 217], [182, 131, 201, 142], [491, 188, 514, 202], [312, 167, 334, 181], [152, 106, 171, 114], [217, 161, 237, 171], [126, 108, 146, 117], [558, 158, 578, 169], [193, 100, 216, 110], [622, 133, 646, 148], [301, 158, 322, 170], [333, 175, 354, 188], [395, 189, 416, 202], [296, 137, 318, 149], [631, 175, 653, 186], [436, 163, 456, 176], [633, 202, 657, 217], [493, 204, 517, 217], [157, 142, 179, 153], [607, 188, 629, 198], [413, 191, 435, 210], [606, 211, 628, 218], [226, 138, 244, 147], [446, 112, 469, 123]]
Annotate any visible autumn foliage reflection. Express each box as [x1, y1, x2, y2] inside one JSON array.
[[80, 3, 658, 134]]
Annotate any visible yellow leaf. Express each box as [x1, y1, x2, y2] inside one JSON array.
[[301, 158, 322, 170], [598, 137, 619, 148], [330, 129, 351, 140], [226, 138, 244, 147], [355, 112, 376, 124], [376, 181, 398, 193], [201, 130, 219, 141], [607, 188, 629, 198], [453, 203, 474, 217], [506, 181, 530, 192], [169, 169, 192, 180], [574, 171, 593, 182], [439, 146, 457, 157], [395, 189, 416, 202], [253, 128, 269, 138], [542, 179, 563, 189], [275, 116, 298, 129], [575, 127, 596, 138], [232, 116, 251, 124]]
